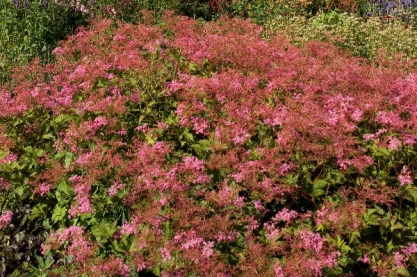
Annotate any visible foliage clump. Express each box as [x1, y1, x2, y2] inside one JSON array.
[[1, 10, 417, 277], [265, 11, 417, 64]]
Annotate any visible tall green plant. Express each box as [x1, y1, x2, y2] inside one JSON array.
[[0, 0, 89, 84]]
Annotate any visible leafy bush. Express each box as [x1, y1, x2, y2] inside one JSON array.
[[227, 0, 364, 24], [2, 11, 417, 277], [265, 12, 417, 64], [54, 0, 218, 22]]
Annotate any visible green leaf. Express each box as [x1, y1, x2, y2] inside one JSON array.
[[312, 179, 327, 198], [44, 252, 54, 269], [15, 185, 25, 197], [35, 255, 45, 268], [372, 146, 390, 157], [29, 203, 48, 221], [111, 238, 126, 254], [188, 62, 198, 73], [397, 266, 411, 276], [152, 266, 161, 276], [129, 236, 140, 253], [406, 187, 417, 203], [57, 180, 71, 195], [91, 220, 118, 242], [64, 152, 74, 169], [183, 130, 194, 142], [386, 240, 394, 252], [42, 133, 55, 140], [349, 231, 361, 244], [374, 205, 385, 215], [364, 209, 381, 226], [51, 205, 67, 223]]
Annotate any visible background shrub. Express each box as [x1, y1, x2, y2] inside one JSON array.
[[227, 0, 365, 24], [0, 0, 89, 84], [265, 12, 417, 64]]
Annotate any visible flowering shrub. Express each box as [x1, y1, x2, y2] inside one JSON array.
[[2, 11, 417, 276]]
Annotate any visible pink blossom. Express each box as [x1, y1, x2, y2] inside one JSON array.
[[388, 137, 401, 150], [120, 220, 138, 236], [42, 226, 84, 254], [107, 73, 116, 79], [201, 241, 215, 258], [232, 132, 250, 145], [363, 134, 375, 141], [264, 222, 280, 241], [299, 231, 326, 253], [247, 216, 259, 231], [322, 251, 341, 268], [305, 259, 323, 276], [38, 183, 51, 196], [68, 175, 82, 183], [183, 156, 205, 171], [273, 208, 298, 223], [0, 153, 18, 164], [0, 211, 13, 229], [118, 128, 127, 135], [159, 197, 168, 206], [52, 46, 64, 54], [192, 117, 210, 134], [68, 195, 93, 217], [0, 178, 10, 190], [351, 109, 363, 122], [233, 196, 246, 208], [68, 182, 93, 218], [108, 182, 125, 197], [167, 80, 183, 92], [393, 251, 405, 267], [273, 262, 284, 277], [401, 242, 417, 256], [216, 231, 237, 243], [76, 152, 93, 165], [135, 124, 149, 132], [360, 254, 370, 264], [161, 248, 171, 262], [182, 237, 204, 250], [278, 162, 291, 175], [253, 200, 265, 211], [136, 263, 148, 272], [402, 134, 416, 146], [157, 122, 169, 129], [337, 158, 350, 170], [398, 166, 413, 186]]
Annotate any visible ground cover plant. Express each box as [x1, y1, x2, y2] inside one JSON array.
[[1, 10, 417, 276]]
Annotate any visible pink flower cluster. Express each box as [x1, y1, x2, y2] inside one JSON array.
[[0, 211, 12, 229], [398, 166, 413, 186]]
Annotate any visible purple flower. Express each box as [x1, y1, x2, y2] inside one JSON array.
[[385, 1, 396, 7], [401, 0, 411, 6]]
